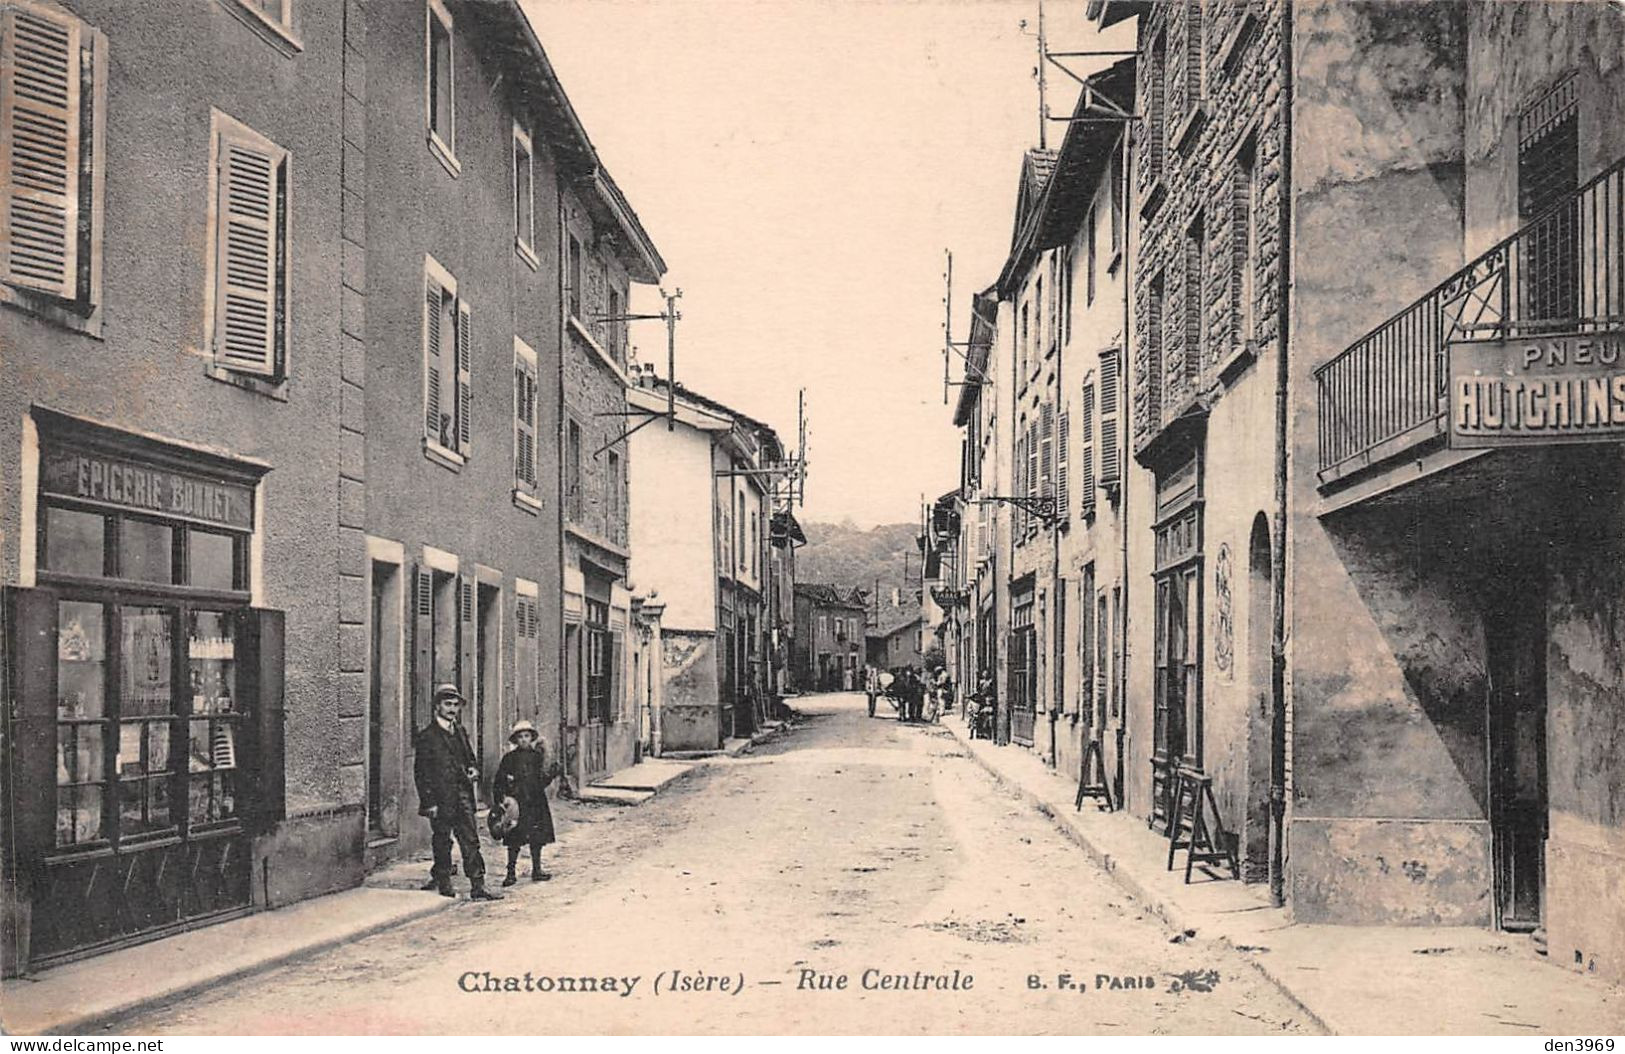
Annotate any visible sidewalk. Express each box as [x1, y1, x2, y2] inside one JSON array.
[[939, 713, 1625, 1035], [0, 888, 453, 1035], [2, 722, 799, 1035]]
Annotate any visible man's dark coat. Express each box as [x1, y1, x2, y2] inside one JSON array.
[[414, 719, 478, 817]]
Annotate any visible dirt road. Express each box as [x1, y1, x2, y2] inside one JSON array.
[[116, 693, 1315, 1035]]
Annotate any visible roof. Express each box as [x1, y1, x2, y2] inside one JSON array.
[[995, 60, 1135, 298], [882, 615, 923, 639], [476, 2, 666, 283], [1008, 148, 1060, 257], [1087, 0, 1151, 29], [651, 377, 782, 453], [952, 287, 999, 426], [795, 583, 867, 610], [770, 509, 806, 545]]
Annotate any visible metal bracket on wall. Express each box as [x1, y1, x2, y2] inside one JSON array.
[[975, 494, 1062, 528]]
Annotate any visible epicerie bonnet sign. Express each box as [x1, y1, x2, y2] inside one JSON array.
[[41, 444, 255, 531], [1450, 331, 1625, 448]]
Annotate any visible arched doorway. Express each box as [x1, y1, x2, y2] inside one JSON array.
[[1245, 513, 1273, 881]]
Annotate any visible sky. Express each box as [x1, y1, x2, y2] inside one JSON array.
[[523, 0, 1128, 528]]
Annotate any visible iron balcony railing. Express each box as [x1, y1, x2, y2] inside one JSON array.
[[1316, 156, 1625, 483]]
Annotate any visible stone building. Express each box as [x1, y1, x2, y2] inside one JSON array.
[[792, 584, 867, 691], [1086, 0, 1625, 981], [1, 0, 348, 973], [558, 170, 664, 790]]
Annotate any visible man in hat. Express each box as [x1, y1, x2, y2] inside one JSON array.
[[492, 719, 557, 885], [414, 683, 502, 900]]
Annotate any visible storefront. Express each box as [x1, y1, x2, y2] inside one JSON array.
[[1149, 438, 1204, 834], [5, 411, 282, 974]]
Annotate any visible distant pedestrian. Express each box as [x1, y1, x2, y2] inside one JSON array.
[[865, 666, 879, 718], [414, 684, 502, 901], [492, 719, 557, 885]]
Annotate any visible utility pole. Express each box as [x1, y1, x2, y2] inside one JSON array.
[[1036, 0, 1049, 149]]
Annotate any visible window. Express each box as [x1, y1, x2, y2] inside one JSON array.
[[585, 599, 611, 724], [1057, 407, 1070, 519], [219, 0, 300, 54], [1086, 205, 1098, 307], [1146, 30, 1167, 184], [1147, 272, 1166, 435], [1098, 348, 1122, 491], [606, 287, 623, 363], [513, 337, 538, 496], [1019, 300, 1030, 378], [38, 502, 253, 851], [1062, 246, 1075, 344], [208, 113, 289, 382], [1184, 214, 1206, 384], [1519, 74, 1580, 329], [0, 2, 107, 331], [425, 0, 456, 172], [1232, 138, 1258, 352], [1110, 153, 1124, 256], [606, 450, 622, 540], [567, 234, 583, 321], [1182, 1, 1205, 118], [818, 614, 827, 636], [1035, 276, 1046, 360], [1080, 376, 1097, 518], [513, 125, 535, 266], [566, 418, 583, 523], [423, 257, 470, 462]]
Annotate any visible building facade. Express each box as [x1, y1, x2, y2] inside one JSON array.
[[1, 0, 348, 974], [1, 0, 668, 973], [627, 379, 789, 750], [558, 173, 664, 790], [792, 585, 866, 691]]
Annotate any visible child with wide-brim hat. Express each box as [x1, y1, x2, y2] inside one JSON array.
[[491, 718, 558, 884]]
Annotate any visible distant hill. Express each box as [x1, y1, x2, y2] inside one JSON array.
[[798, 521, 921, 634]]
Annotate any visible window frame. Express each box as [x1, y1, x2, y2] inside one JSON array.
[[0, 1, 108, 337], [422, 255, 469, 467], [217, 0, 302, 56], [205, 110, 291, 391], [512, 336, 540, 509], [512, 123, 537, 268], [424, 0, 458, 176]]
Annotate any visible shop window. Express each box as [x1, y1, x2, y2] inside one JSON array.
[[0, 2, 108, 335], [425, 0, 457, 174], [208, 113, 289, 383], [566, 417, 583, 523], [43, 506, 105, 577], [424, 256, 471, 463]]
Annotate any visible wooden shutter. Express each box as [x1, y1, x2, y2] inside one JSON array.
[[6, 588, 58, 880], [1013, 432, 1026, 535], [1080, 379, 1097, 517], [425, 280, 443, 443], [214, 127, 282, 375], [1099, 348, 1122, 489], [1057, 408, 1070, 516], [412, 566, 433, 732], [514, 357, 536, 488], [1, 4, 81, 298], [456, 299, 472, 454], [236, 606, 285, 833], [610, 630, 624, 723], [458, 575, 475, 715], [1040, 403, 1054, 498]]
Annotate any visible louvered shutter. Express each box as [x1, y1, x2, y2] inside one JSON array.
[[456, 299, 472, 454], [1080, 379, 1097, 517], [610, 630, 624, 722], [1099, 348, 1122, 489], [1040, 403, 1054, 498], [1057, 408, 1070, 516], [412, 566, 434, 732], [1013, 432, 1026, 535], [214, 128, 282, 375], [458, 576, 476, 746], [514, 358, 537, 488], [425, 279, 444, 443], [1, 4, 80, 298]]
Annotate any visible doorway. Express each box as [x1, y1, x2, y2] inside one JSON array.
[[1244, 514, 1273, 882], [475, 582, 501, 788], [367, 561, 402, 839], [1486, 590, 1548, 933]]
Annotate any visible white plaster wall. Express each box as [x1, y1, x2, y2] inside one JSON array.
[[629, 422, 718, 632]]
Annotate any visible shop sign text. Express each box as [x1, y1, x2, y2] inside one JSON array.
[[1451, 332, 1625, 448]]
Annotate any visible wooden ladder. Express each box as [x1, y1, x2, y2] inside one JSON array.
[[1164, 767, 1239, 883], [1074, 737, 1115, 812]]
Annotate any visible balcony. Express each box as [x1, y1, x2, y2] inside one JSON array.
[[1316, 157, 1625, 487]]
